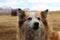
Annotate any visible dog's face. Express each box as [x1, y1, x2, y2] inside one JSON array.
[[18, 8, 48, 30]]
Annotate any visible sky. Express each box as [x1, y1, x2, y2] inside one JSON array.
[[0, 0, 60, 11]]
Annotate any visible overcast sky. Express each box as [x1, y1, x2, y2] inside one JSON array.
[[0, 0, 60, 11]]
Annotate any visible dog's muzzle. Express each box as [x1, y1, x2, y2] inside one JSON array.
[[33, 22, 39, 30]]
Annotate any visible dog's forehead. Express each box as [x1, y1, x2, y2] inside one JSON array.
[[28, 11, 41, 17], [29, 12, 35, 17]]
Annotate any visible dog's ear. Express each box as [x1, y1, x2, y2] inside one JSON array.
[[41, 9, 49, 29], [17, 8, 25, 20], [17, 8, 26, 27], [41, 9, 48, 20]]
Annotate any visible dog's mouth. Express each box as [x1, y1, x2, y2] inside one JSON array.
[[29, 26, 39, 31]]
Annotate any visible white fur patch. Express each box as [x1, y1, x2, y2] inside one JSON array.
[[29, 12, 35, 17]]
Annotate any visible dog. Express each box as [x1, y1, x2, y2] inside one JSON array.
[[17, 8, 59, 40]]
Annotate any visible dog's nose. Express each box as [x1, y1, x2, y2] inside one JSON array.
[[34, 22, 39, 26], [33, 22, 39, 30]]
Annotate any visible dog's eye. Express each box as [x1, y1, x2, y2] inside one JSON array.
[[37, 17, 40, 20], [28, 17, 32, 20]]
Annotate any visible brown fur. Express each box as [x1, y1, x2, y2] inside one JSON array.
[[51, 32, 58, 40]]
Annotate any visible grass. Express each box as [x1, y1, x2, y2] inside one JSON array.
[[47, 12, 60, 31], [0, 15, 17, 40]]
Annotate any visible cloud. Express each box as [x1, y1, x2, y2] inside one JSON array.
[[30, 4, 60, 11], [0, 0, 25, 8], [28, 0, 60, 3], [30, 4, 48, 10]]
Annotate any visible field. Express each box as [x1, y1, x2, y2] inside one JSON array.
[[0, 11, 60, 40], [48, 11, 60, 31], [0, 15, 17, 40]]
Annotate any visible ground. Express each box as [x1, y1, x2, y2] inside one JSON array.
[[0, 11, 60, 40]]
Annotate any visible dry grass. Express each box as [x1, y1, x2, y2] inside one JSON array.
[[47, 12, 60, 31], [0, 11, 60, 40], [0, 15, 17, 40]]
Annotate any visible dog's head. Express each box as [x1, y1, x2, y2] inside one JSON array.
[[18, 8, 49, 31]]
